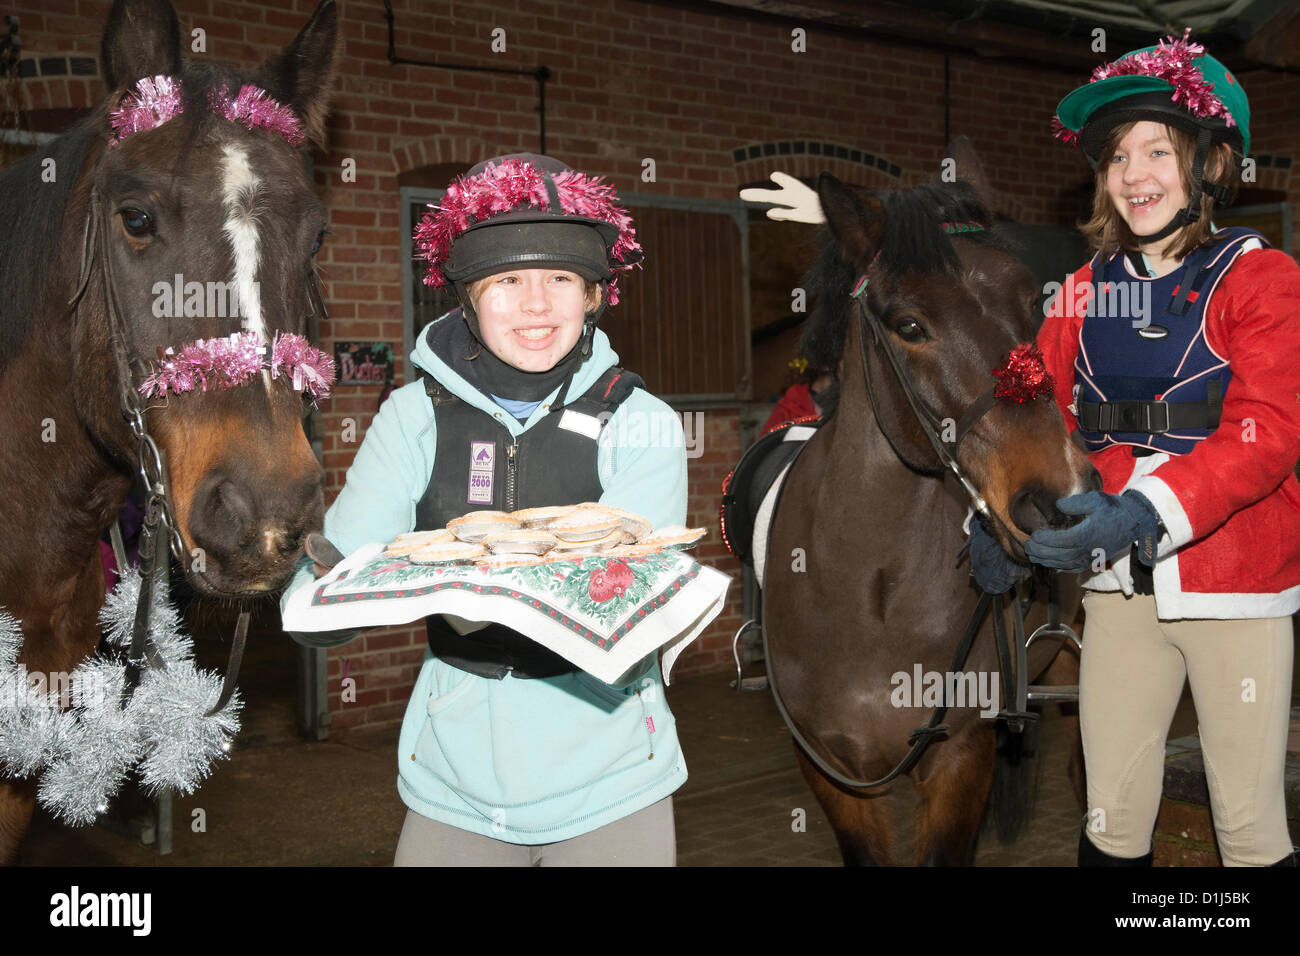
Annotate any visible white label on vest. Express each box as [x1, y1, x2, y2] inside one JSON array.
[[558, 410, 603, 440], [468, 441, 495, 504]]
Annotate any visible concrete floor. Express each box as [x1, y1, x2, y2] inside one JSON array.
[[18, 598, 1120, 866]]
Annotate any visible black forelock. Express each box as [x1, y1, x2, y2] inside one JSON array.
[[874, 181, 1001, 280]]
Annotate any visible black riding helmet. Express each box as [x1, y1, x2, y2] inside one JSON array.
[[414, 153, 643, 357]]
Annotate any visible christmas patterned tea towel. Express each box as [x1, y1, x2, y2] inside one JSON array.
[[281, 542, 731, 684]]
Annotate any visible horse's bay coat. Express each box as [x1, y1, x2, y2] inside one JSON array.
[[1038, 246, 1300, 618], [280, 313, 689, 843]]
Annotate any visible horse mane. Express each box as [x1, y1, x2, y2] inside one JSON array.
[[0, 60, 271, 378], [0, 113, 102, 374], [798, 181, 1011, 418]]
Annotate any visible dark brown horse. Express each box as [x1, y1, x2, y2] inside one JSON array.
[[0, 0, 337, 863], [764, 173, 1098, 866]]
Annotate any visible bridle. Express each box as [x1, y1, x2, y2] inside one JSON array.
[[761, 222, 1073, 790], [70, 187, 330, 717], [850, 234, 999, 523]]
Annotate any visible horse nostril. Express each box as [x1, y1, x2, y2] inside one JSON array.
[[1009, 483, 1069, 535], [215, 479, 255, 526], [189, 475, 259, 561]]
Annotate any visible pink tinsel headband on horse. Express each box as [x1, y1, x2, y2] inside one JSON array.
[[412, 158, 642, 305], [110, 79, 330, 401], [1052, 29, 1235, 147], [139, 332, 335, 402], [109, 74, 305, 147]]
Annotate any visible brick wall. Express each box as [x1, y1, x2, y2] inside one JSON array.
[[10, 0, 1297, 733], [678, 407, 745, 678], [1234, 69, 1300, 253]]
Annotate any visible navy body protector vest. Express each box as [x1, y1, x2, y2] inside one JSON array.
[[416, 365, 644, 679], [1074, 227, 1264, 457]]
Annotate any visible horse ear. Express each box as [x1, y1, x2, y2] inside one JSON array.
[[943, 135, 999, 216], [99, 0, 182, 93], [817, 172, 883, 266], [258, 0, 339, 150]]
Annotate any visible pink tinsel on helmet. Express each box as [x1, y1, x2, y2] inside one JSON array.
[[109, 74, 305, 147], [1053, 28, 1234, 145], [139, 332, 334, 402], [1050, 116, 1081, 147], [992, 344, 1054, 404], [413, 158, 642, 305]]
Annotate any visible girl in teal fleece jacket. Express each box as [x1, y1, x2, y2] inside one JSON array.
[[280, 154, 689, 865]]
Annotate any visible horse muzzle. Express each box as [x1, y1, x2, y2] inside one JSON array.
[[182, 468, 323, 594]]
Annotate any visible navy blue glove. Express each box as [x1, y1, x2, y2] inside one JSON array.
[[305, 532, 344, 579], [968, 519, 1031, 594], [1025, 490, 1162, 573]]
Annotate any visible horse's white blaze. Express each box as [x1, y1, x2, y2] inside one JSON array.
[[219, 144, 271, 389], [1066, 442, 1091, 496]]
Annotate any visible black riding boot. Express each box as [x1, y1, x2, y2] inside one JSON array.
[[1078, 829, 1154, 866]]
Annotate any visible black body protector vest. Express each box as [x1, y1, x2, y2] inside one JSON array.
[[416, 365, 644, 679]]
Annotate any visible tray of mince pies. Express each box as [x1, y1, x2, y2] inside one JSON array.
[[381, 503, 708, 568]]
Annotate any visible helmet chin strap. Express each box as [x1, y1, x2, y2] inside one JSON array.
[[554, 281, 611, 404], [1132, 127, 1233, 246]]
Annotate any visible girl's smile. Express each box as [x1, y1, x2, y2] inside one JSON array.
[[474, 270, 594, 372], [1106, 121, 1189, 240]]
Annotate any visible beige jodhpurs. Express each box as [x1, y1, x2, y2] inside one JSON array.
[[1079, 590, 1294, 866], [392, 796, 675, 867]]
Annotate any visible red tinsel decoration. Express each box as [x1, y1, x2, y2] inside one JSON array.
[[412, 158, 643, 305], [1052, 28, 1234, 146], [1050, 116, 1081, 147], [992, 344, 1053, 404]]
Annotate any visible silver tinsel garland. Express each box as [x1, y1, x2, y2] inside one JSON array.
[[0, 570, 241, 825]]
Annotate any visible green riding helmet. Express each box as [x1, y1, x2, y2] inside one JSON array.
[[1053, 29, 1249, 242]]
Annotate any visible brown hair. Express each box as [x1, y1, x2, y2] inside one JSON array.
[[1081, 121, 1240, 263], [466, 274, 603, 315]]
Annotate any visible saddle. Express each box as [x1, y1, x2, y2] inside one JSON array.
[[720, 416, 821, 585]]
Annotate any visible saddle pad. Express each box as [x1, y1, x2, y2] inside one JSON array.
[[721, 419, 820, 584]]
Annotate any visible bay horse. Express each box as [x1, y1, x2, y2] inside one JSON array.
[[764, 173, 1099, 866], [0, 0, 338, 863]]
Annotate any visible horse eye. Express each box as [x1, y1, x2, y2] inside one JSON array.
[[312, 231, 324, 256], [120, 208, 154, 237], [894, 318, 926, 342]]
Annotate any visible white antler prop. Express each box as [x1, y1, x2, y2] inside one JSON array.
[[739, 171, 826, 224]]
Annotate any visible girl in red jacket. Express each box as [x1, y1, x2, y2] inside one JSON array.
[[976, 32, 1298, 866]]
